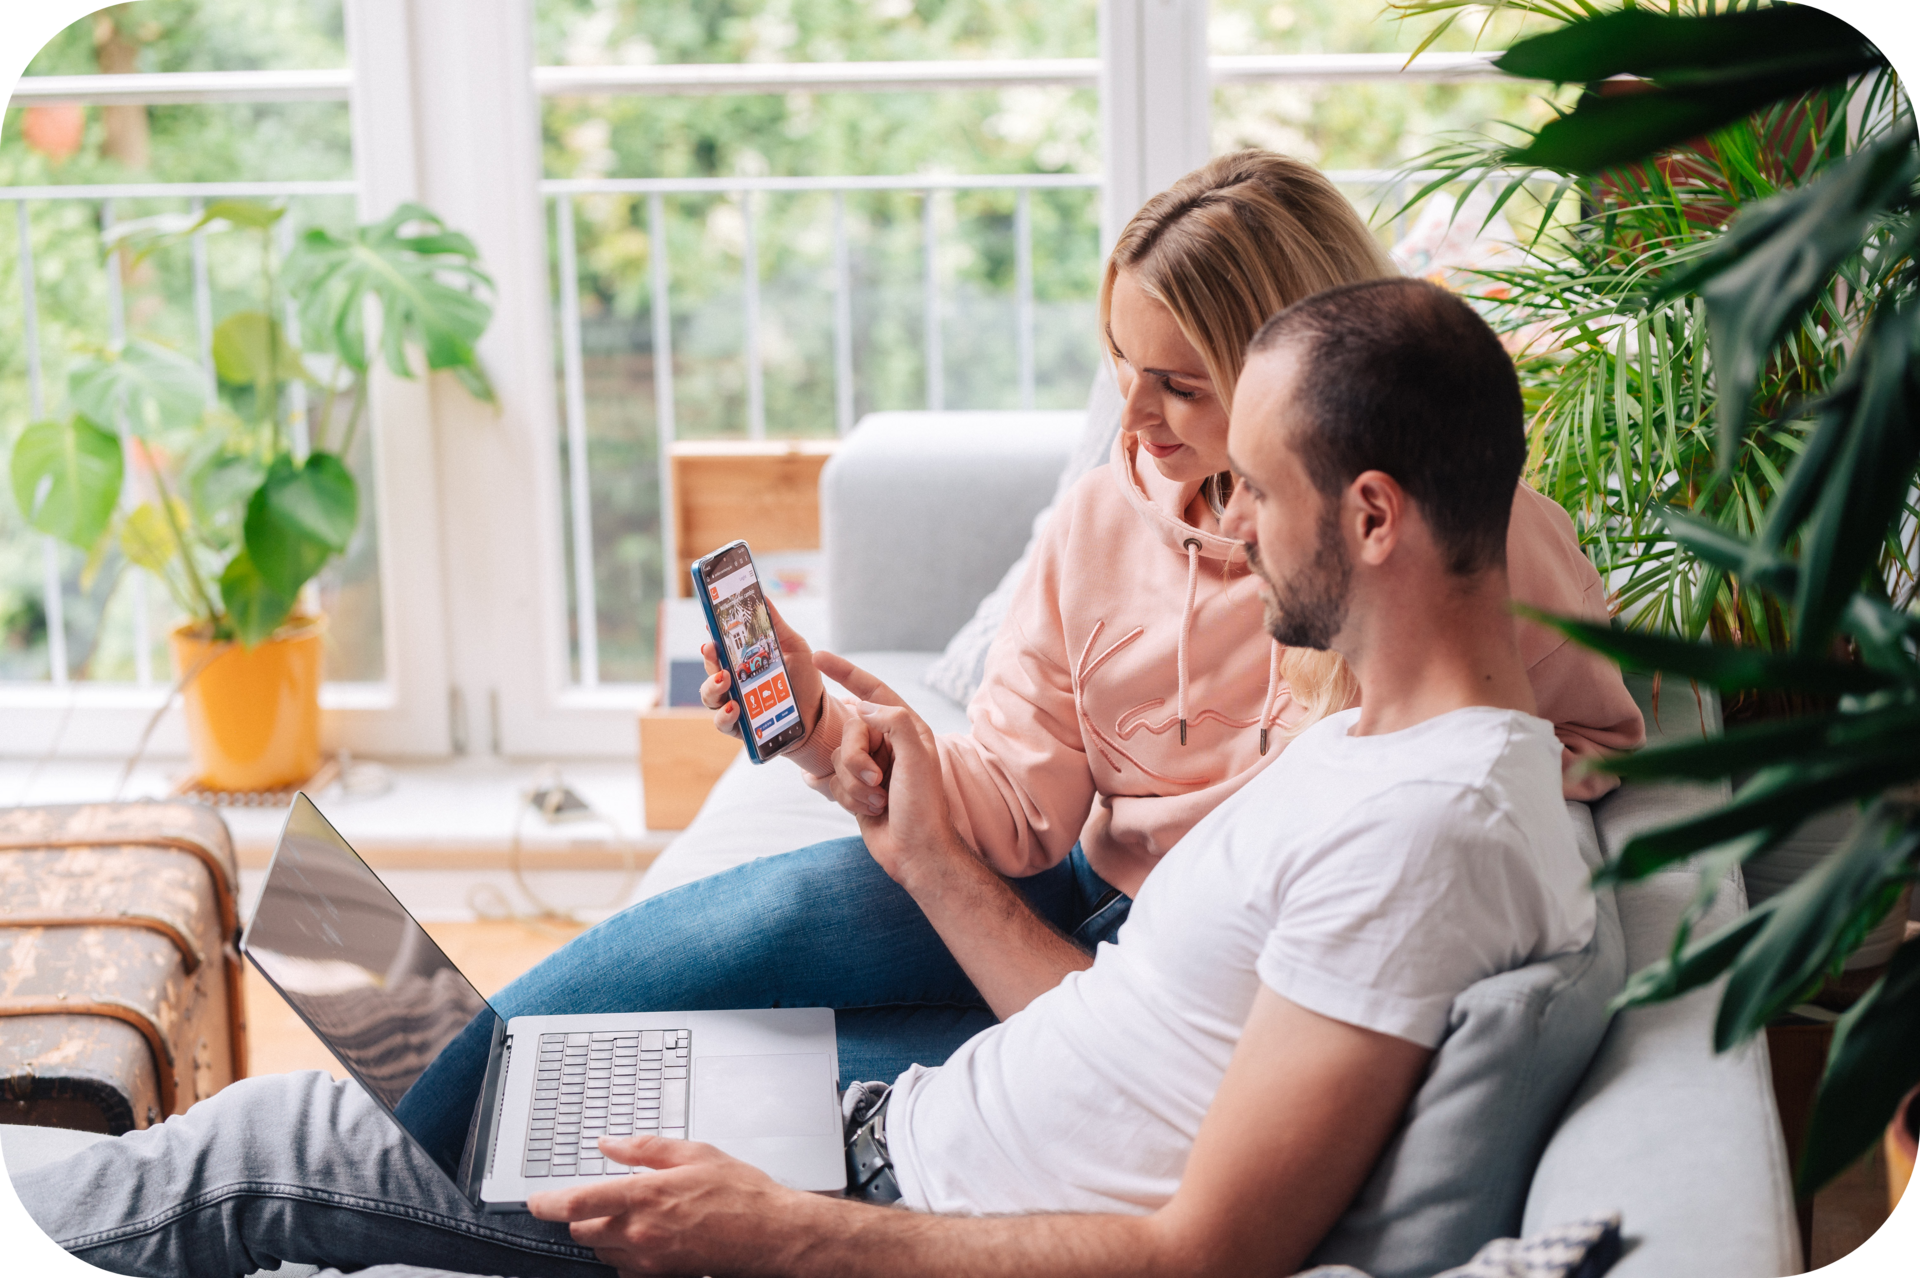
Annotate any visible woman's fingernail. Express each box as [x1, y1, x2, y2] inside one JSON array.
[[861, 770, 880, 785]]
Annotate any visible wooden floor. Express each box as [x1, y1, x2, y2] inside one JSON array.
[[244, 921, 1897, 1265], [244, 919, 587, 1079]]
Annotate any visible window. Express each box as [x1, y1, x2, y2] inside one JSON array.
[[4, 0, 1528, 766]]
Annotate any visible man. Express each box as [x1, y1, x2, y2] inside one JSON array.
[[15, 277, 1595, 1278]]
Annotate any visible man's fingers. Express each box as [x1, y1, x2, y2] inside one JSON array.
[[526, 1178, 642, 1223], [602, 1132, 707, 1168], [814, 650, 908, 709]]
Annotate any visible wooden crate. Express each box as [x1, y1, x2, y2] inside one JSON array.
[[670, 439, 835, 596], [639, 701, 744, 830]]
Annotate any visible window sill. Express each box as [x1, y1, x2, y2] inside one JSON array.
[[0, 756, 673, 923]]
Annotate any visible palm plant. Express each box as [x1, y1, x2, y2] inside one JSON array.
[[1399, 1, 1917, 1194], [1392, 4, 1913, 716], [10, 200, 493, 649]]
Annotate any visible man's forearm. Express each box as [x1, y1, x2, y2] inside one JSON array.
[[899, 835, 1091, 1019], [775, 1194, 1174, 1278]]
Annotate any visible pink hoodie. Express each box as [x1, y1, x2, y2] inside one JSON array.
[[793, 433, 1645, 897]]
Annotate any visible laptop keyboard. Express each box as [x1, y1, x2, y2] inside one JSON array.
[[521, 1029, 690, 1178]]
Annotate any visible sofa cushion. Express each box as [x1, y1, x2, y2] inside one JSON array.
[[923, 364, 1124, 708], [1306, 802, 1624, 1278]]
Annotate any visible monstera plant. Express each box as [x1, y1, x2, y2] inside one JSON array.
[[11, 199, 493, 790], [1419, 1, 1918, 1196], [11, 198, 494, 647]]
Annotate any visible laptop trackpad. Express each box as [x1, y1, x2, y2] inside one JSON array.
[[693, 1054, 837, 1140]]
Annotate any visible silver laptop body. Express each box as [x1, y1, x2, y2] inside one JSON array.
[[240, 793, 846, 1212]]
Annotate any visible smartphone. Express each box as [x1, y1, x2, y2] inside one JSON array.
[[691, 540, 807, 764]]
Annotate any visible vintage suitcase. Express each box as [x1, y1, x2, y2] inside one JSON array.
[[0, 802, 247, 1133]]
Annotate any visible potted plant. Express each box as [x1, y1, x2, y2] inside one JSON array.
[[1391, 0, 1914, 970], [9, 200, 494, 791], [1418, 2, 1916, 1197]]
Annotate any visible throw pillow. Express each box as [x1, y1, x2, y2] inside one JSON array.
[[1303, 1213, 1623, 1278], [1306, 803, 1624, 1278], [921, 360, 1125, 708]]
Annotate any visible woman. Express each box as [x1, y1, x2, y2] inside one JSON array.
[[490, 150, 1643, 1083]]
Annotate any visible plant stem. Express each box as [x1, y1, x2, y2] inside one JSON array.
[[263, 230, 282, 454], [336, 374, 368, 461], [314, 372, 339, 454], [139, 439, 220, 627]]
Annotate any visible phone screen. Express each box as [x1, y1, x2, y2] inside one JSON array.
[[699, 545, 805, 757]]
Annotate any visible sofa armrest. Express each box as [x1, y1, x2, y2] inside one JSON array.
[[822, 410, 1081, 652], [1523, 765, 1799, 1276]]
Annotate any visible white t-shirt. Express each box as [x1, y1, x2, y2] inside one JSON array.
[[884, 705, 1594, 1217]]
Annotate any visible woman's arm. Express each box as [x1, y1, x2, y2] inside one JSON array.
[[1507, 485, 1647, 797], [820, 513, 1102, 878]]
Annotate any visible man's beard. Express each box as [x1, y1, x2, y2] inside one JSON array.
[[1246, 508, 1352, 650]]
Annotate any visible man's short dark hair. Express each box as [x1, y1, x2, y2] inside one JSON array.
[[1247, 277, 1525, 575]]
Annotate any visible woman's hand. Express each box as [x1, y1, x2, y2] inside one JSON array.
[[699, 599, 825, 744]]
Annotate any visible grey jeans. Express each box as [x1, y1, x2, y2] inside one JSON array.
[[15, 1071, 613, 1278]]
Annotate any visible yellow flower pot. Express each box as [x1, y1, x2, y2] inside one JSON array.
[[170, 617, 325, 793]]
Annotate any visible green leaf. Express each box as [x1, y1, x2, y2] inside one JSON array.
[[104, 199, 284, 269], [1844, 596, 1920, 681], [1612, 902, 1775, 1013], [198, 198, 285, 231], [1494, 7, 1879, 86], [1620, 755, 1920, 872], [452, 359, 496, 407], [282, 203, 493, 387], [68, 339, 207, 439], [1787, 311, 1920, 649], [210, 311, 300, 387], [1660, 127, 1920, 471], [1715, 814, 1920, 1050], [1802, 938, 1920, 1194], [9, 416, 124, 549], [1657, 508, 1799, 597], [119, 501, 187, 574], [1495, 8, 1884, 174], [218, 550, 296, 648], [1600, 704, 1920, 783], [242, 452, 358, 598], [184, 447, 267, 538], [1513, 607, 1893, 695]]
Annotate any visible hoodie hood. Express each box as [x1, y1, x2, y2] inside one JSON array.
[[1108, 431, 1280, 752], [1110, 431, 1246, 565]]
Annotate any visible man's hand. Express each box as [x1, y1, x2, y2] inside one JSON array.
[[699, 599, 826, 743], [812, 651, 956, 885], [527, 1134, 832, 1276], [812, 651, 1089, 1018]]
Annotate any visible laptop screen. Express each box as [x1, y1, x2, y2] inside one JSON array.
[[242, 794, 504, 1182]]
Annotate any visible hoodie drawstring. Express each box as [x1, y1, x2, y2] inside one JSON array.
[[1177, 538, 1200, 745], [1259, 640, 1280, 755]]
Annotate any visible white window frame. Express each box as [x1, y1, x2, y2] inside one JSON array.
[[5, 0, 1525, 763]]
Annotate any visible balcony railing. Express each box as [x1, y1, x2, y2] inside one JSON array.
[[5, 54, 1509, 696]]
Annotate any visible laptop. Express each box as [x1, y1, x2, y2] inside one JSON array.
[[240, 793, 847, 1211]]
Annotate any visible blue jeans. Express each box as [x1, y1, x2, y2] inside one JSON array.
[[16, 837, 1130, 1278], [488, 835, 1131, 1085]]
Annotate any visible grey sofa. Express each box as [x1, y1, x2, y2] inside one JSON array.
[[637, 410, 1802, 1276], [2, 410, 1800, 1277]]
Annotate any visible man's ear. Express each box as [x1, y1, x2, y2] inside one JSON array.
[[1346, 470, 1403, 566]]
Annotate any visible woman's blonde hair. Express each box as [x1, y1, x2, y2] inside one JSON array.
[[1099, 149, 1395, 412], [1101, 150, 1395, 729]]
